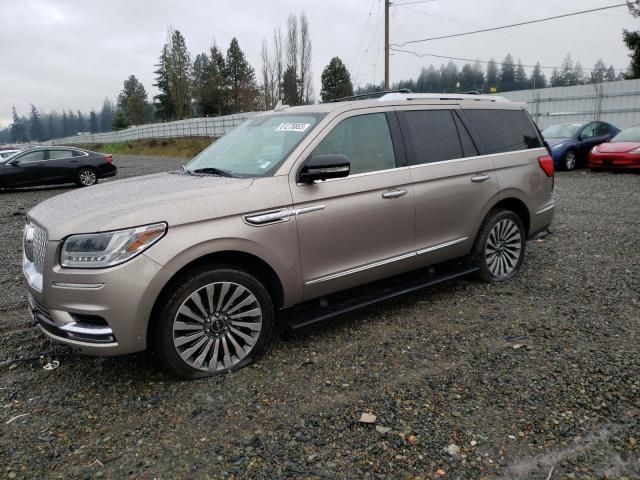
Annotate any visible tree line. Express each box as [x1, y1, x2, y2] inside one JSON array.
[[357, 54, 623, 96]]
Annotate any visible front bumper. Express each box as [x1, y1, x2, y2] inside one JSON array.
[[23, 239, 171, 356]]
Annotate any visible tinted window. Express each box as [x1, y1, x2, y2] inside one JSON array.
[[399, 110, 464, 165], [454, 114, 478, 157], [581, 123, 598, 139], [72, 150, 86, 157], [17, 151, 46, 163], [595, 122, 610, 136], [48, 150, 74, 159], [312, 113, 396, 175], [465, 109, 542, 153]]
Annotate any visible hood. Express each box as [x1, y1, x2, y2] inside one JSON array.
[[546, 138, 571, 148], [28, 172, 254, 240], [596, 141, 640, 153]]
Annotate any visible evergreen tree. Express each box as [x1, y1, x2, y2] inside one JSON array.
[[61, 111, 69, 136], [459, 63, 476, 91], [167, 29, 192, 118], [89, 110, 99, 133], [574, 62, 585, 85], [531, 62, 547, 89], [67, 111, 77, 135], [76, 110, 86, 132], [112, 110, 130, 130], [472, 60, 485, 90], [499, 54, 516, 91], [46, 114, 56, 140], [282, 65, 298, 105], [560, 54, 575, 86], [440, 61, 458, 92], [117, 75, 150, 125], [514, 61, 528, 90], [28, 105, 45, 141], [605, 65, 617, 82], [320, 57, 353, 102], [9, 107, 28, 142], [486, 59, 499, 91], [153, 44, 175, 120], [225, 37, 258, 112], [192, 52, 211, 116], [591, 59, 607, 84], [550, 68, 563, 87], [622, 29, 640, 78]]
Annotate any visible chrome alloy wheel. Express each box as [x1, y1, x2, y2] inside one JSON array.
[[172, 281, 263, 372], [564, 151, 577, 170], [485, 219, 522, 279], [79, 169, 97, 186]]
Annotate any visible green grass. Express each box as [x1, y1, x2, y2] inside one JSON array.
[[77, 137, 215, 158]]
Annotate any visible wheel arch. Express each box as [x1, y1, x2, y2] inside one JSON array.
[[147, 250, 286, 341], [472, 194, 532, 247]]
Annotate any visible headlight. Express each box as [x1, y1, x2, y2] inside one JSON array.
[[60, 222, 166, 268], [552, 142, 565, 150], [591, 146, 599, 154], [23, 221, 34, 262]]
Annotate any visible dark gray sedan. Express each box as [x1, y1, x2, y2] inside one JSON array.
[[0, 146, 117, 188]]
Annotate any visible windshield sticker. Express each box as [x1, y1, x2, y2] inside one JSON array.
[[276, 122, 311, 132]]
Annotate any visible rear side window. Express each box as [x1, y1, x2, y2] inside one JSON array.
[[48, 150, 74, 159], [312, 113, 396, 175], [465, 109, 542, 153], [398, 110, 465, 165]]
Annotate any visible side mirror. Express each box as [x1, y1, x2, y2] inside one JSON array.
[[298, 154, 350, 184]]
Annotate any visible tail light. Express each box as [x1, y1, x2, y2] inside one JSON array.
[[538, 155, 554, 177], [104, 155, 113, 163]]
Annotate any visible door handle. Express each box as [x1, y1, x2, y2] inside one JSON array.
[[471, 174, 490, 183], [382, 189, 407, 199]]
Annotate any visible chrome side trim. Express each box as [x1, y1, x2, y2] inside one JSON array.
[[305, 251, 416, 285], [409, 147, 547, 170], [536, 203, 556, 215], [244, 205, 325, 226], [415, 237, 468, 256], [52, 282, 104, 290], [305, 237, 469, 285]]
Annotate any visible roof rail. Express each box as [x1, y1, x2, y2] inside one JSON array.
[[328, 89, 413, 103], [378, 92, 510, 103]]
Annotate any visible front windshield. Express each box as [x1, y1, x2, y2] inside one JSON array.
[[186, 113, 325, 177], [542, 123, 583, 138], [612, 126, 640, 142]]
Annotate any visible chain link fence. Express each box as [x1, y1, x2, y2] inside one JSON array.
[[44, 112, 261, 145]]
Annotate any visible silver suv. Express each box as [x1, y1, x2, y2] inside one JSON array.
[[23, 93, 555, 378]]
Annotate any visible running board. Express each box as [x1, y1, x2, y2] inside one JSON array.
[[281, 261, 479, 330]]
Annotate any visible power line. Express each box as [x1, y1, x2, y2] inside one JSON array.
[[392, 3, 628, 47], [389, 46, 627, 72]]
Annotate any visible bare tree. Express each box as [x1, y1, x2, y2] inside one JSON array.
[[299, 12, 313, 104], [261, 39, 279, 109], [286, 14, 299, 104], [273, 27, 284, 102], [627, 0, 640, 17]]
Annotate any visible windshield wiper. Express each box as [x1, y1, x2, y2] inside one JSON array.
[[191, 167, 234, 177]]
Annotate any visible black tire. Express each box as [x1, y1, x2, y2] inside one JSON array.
[[150, 267, 274, 379], [471, 209, 526, 283], [562, 150, 577, 171], [76, 167, 98, 187]]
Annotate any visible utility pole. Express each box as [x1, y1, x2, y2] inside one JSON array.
[[384, 0, 390, 90]]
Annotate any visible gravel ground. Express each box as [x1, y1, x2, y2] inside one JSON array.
[[1, 156, 638, 480]]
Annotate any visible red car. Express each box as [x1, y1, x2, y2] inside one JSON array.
[[588, 126, 640, 171]]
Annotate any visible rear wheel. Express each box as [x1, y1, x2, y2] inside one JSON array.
[[151, 267, 274, 379], [471, 209, 526, 282], [562, 150, 577, 171], [76, 167, 97, 186]]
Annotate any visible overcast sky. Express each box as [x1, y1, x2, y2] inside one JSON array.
[[0, 0, 637, 127]]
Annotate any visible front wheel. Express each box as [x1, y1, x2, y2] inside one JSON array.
[[471, 209, 526, 282], [151, 268, 274, 379]]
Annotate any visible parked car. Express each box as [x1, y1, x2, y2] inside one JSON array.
[[0, 146, 116, 188], [542, 121, 620, 171], [0, 149, 20, 159], [588, 125, 640, 171], [23, 93, 555, 379]]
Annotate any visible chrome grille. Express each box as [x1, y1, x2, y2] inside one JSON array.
[[32, 225, 48, 273]]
